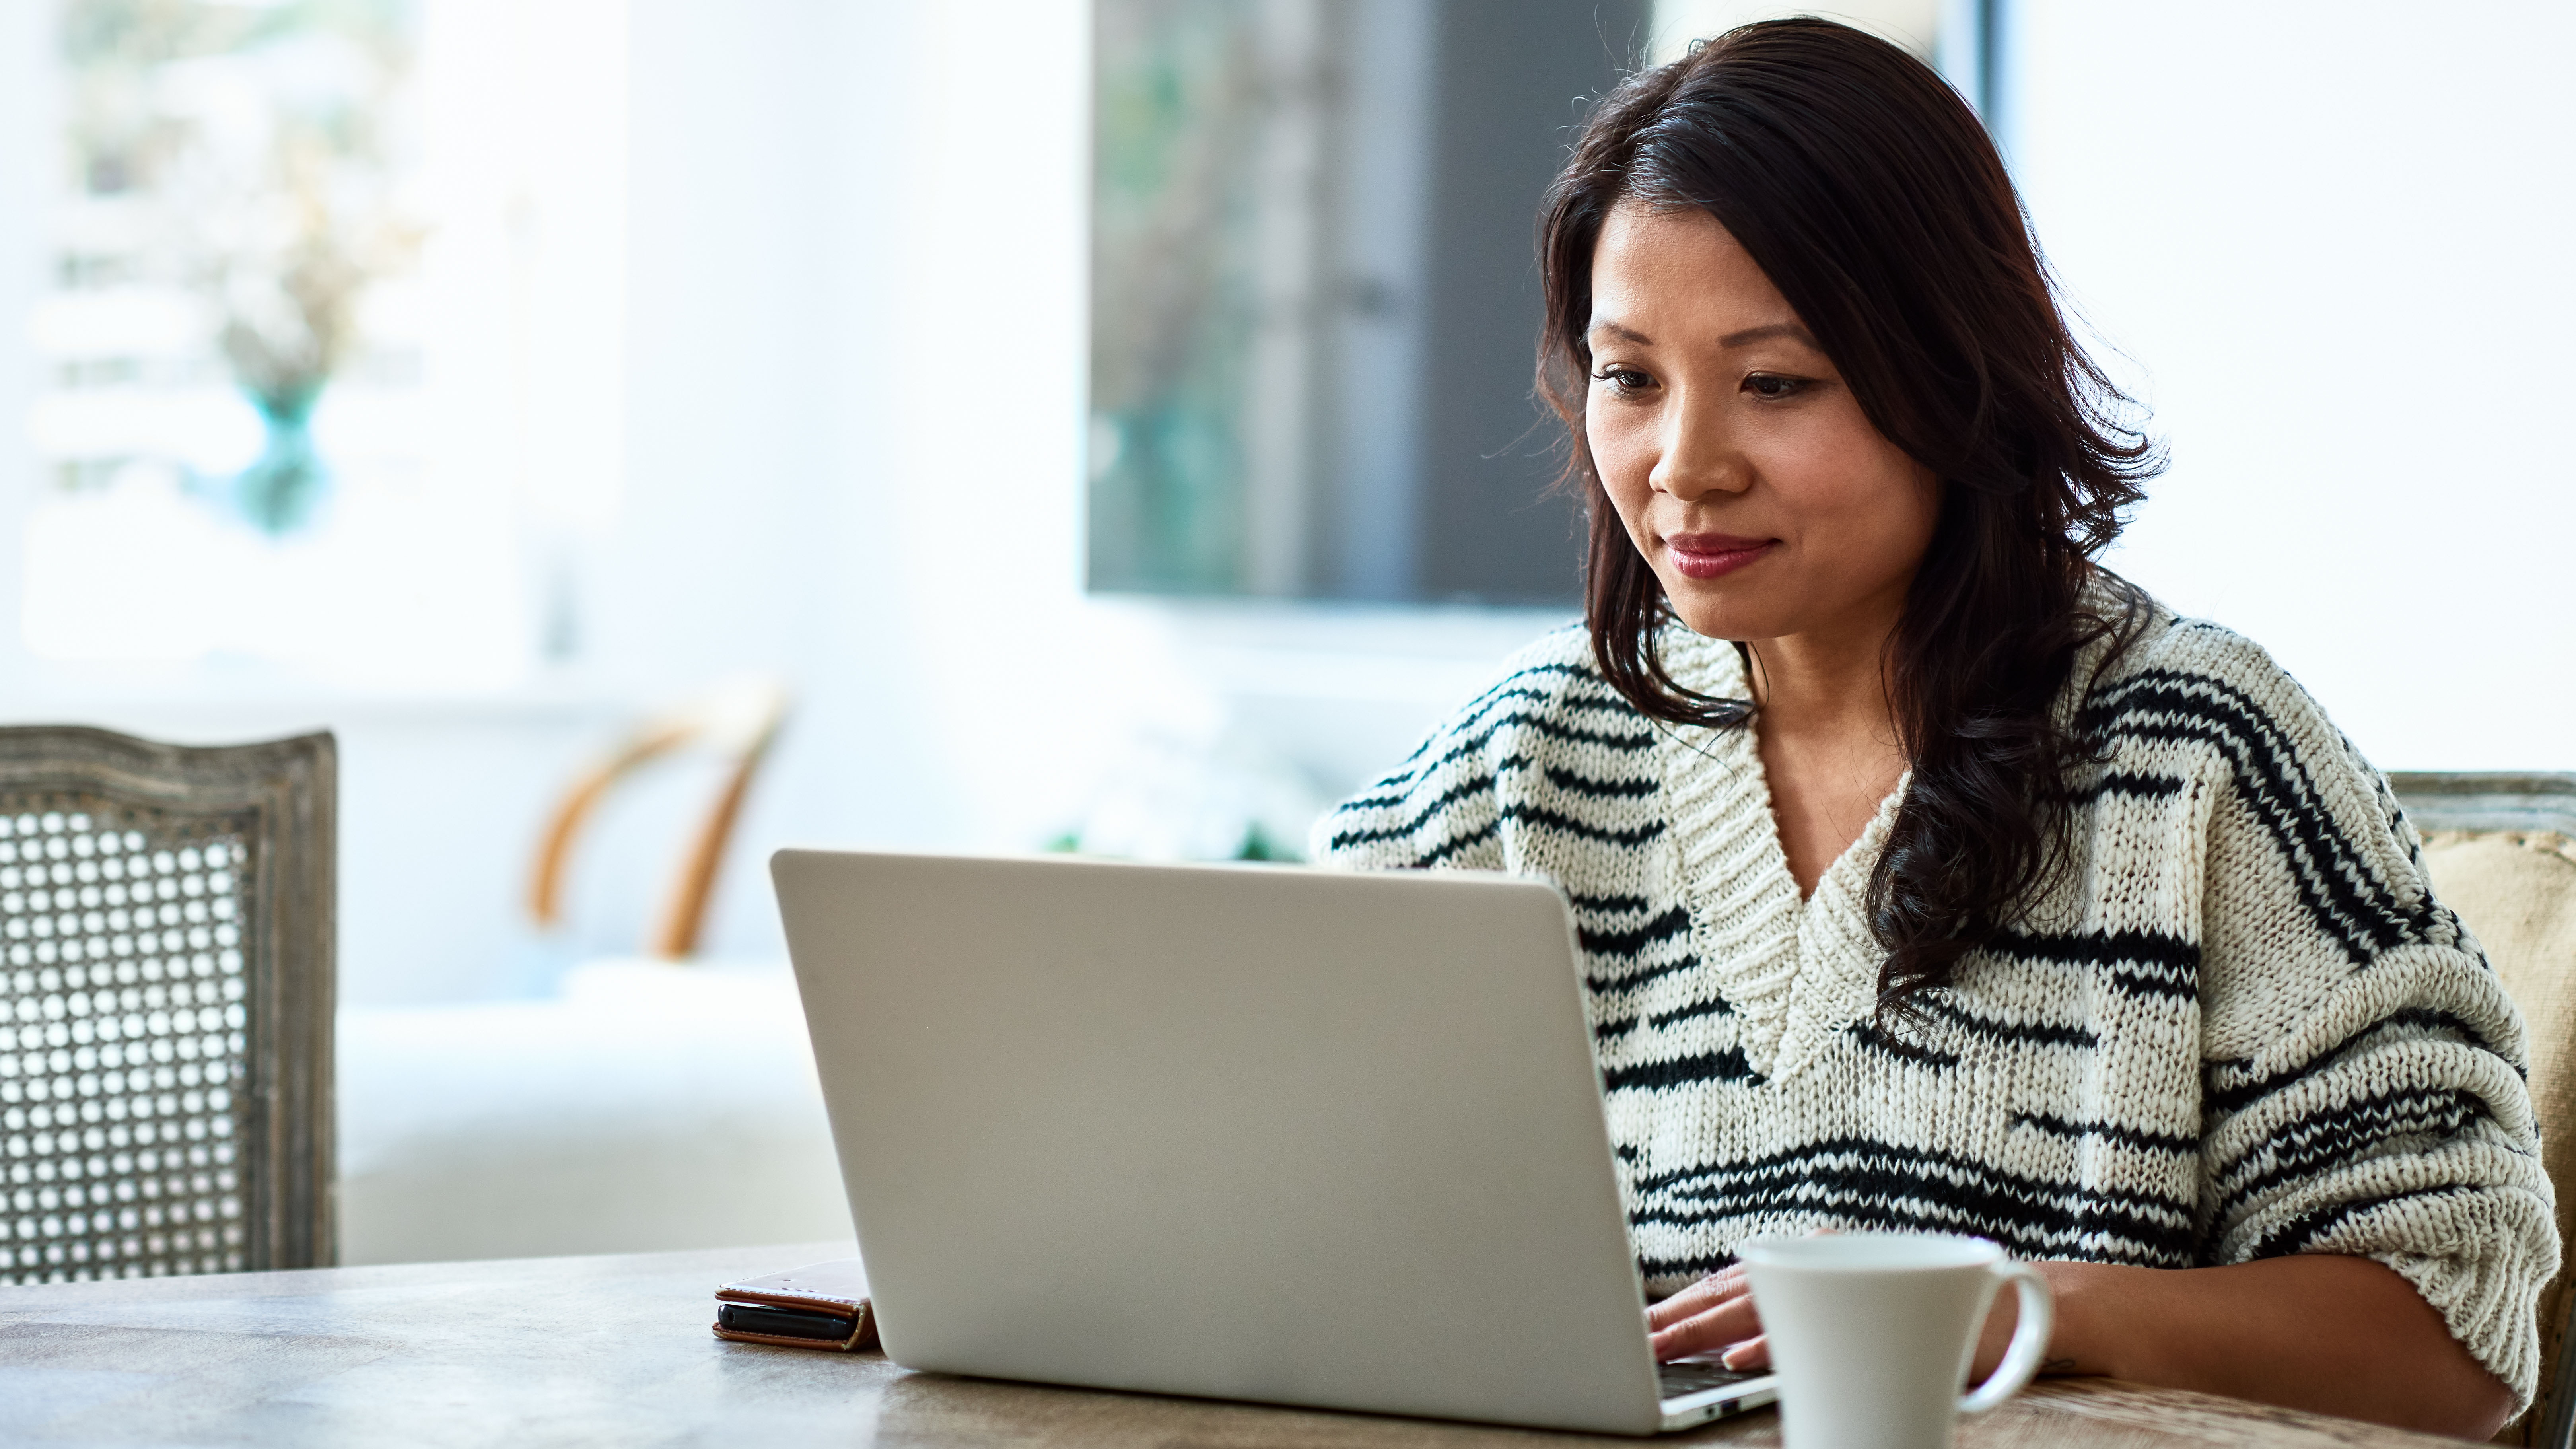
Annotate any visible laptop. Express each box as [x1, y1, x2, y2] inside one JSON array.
[[771, 849, 1780, 1435]]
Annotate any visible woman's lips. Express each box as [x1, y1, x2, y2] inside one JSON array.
[[1664, 533, 1776, 580]]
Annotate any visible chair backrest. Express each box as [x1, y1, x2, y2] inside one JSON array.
[[526, 675, 790, 961], [0, 728, 334, 1283], [2389, 772, 2576, 1449]]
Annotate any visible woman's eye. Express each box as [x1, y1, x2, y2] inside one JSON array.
[[1744, 372, 1806, 400], [1592, 366, 1653, 394]]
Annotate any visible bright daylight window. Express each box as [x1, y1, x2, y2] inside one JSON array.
[[1086, 0, 1629, 606], [1084, 0, 1936, 607], [24, 0, 624, 690]]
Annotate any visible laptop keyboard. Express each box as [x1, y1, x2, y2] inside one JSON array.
[[1658, 1360, 1765, 1396]]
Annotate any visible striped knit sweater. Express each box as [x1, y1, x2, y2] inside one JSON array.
[[1312, 603, 2557, 1403]]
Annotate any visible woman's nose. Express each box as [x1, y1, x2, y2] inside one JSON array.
[[1649, 397, 1750, 500]]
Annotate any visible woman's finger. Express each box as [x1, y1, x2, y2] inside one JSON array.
[[1646, 1266, 1750, 1330], [1647, 1290, 1763, 1361], [1718, 1333, 1770, 1371], [1644, 1280, 1716, 1330]]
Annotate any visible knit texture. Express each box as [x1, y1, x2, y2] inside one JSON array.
[[1312, 605, 2558, 1405]]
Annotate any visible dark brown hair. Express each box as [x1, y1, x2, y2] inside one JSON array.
[[1536, 19, 2158, 1016]]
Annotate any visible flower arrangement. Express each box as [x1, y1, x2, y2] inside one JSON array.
[[60, 0, 420, 534]]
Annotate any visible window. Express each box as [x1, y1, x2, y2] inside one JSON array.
[[21, 0, 624, 690], [1085, 0, 1939, 607]]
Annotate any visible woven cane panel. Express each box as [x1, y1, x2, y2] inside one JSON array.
[[0, 803, 255, 1284]]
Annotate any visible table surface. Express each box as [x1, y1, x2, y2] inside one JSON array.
[[0, 1242, 2465, 1448]]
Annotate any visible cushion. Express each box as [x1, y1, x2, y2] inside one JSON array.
[[2420, 830, 2576, 1443], [336, 959, 850, 1265]]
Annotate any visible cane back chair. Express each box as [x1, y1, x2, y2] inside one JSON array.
[[0, 728, 334, 1283], [2389, 772, 2576, 1449]]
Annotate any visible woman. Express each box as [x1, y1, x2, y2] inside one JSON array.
[[1312, 19, 2551, 1439]]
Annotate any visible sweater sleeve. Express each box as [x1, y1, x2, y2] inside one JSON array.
[[2183, 632, 2558, 1406]]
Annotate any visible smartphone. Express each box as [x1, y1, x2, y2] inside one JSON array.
[[717, 1300, 857, 1341]]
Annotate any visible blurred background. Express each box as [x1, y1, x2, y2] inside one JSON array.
[[0, 0, 2565, 1262]]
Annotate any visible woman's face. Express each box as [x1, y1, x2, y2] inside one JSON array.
[[1584, 200, 1940, 648]]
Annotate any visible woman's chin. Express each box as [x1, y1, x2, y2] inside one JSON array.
[[1658, 582, 1776, 644]]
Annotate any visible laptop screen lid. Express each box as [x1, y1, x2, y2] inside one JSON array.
[[772, 850, 1670, 1435]]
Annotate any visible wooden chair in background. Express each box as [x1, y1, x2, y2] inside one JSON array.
[[527, 675, 791, 960], [2391, 772, 2576, 1449], [336, 679, 838, 1267], [0, 728, 334, 1282]]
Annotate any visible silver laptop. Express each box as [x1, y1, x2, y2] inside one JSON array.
[[771, 849, 1779, 1435]]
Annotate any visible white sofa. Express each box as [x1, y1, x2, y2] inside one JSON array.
[[335, 959, 850, 1264]]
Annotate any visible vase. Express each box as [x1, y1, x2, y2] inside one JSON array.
[[235, 383, 329, 535]]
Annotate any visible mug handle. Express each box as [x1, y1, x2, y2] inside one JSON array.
[[1958, 1259, 2055, 1415]]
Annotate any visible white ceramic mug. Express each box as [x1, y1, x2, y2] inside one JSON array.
[[1738, 1232, 2054, 1449]]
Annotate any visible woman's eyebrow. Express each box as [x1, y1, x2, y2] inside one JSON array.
[[1717, 322, 1817, 348], [1588, 319, 1819, 349]]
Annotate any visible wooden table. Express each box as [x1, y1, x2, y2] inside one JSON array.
[[0, 1242, 2463, 1447]]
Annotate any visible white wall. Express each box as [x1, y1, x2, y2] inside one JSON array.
[[0, 0, 1555, 1004], [2003, 0, 2576, 770], [599, 0, 1570, 952], [10, 0, 2561, 1003]]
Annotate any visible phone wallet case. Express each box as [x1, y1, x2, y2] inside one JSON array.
[[712, 1257, 881, 1352]]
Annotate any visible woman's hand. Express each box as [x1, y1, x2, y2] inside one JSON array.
[[1646, 1253, 2516, 1440], [1644, 1261, 2022, 1376], [1645, 1265, 1771, 1369]]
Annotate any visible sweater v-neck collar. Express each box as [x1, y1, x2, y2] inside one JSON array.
[[1651, 629, 1907, 1082]]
